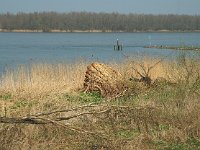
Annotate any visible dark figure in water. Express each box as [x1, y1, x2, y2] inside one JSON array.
[[114, 39, 122, 50], [117, 39, 119, 46]]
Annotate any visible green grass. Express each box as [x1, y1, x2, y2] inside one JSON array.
[[155, 138, 200, 150], [0, 92, 12, 101], [78, 92, 103, 104]]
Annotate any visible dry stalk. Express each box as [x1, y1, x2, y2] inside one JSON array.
[[130, 58, 165, 85]]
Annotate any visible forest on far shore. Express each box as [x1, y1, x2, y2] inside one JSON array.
[[0, 12, 200, 32]]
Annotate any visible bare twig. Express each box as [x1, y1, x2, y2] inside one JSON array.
[[33, 103, 96, 117], [31, 116, 97, 134], [147, 57, 166, 74], [55, 109, 110, 121], [129, 58, 166, 86]]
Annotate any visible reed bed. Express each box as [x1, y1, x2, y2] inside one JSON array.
[[0, 62, 87, 98], [0, 58, 170, 98]]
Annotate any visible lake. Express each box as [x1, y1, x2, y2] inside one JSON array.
[[0, 32, 200, 74]]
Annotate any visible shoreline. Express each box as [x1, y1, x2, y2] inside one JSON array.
[[0, 29, 200, 33], [144, 45, 200, 51]]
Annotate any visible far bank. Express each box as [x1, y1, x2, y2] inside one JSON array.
[[1, 29, 200, 33]]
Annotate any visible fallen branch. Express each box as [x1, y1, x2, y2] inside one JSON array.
[[55, 109, 110, 121], [0, 105, 111, 137], [0, 109, 109, 124], [32, 116, 98, 134], [33, 103, 97, 117], [0, 117, 47, 124]]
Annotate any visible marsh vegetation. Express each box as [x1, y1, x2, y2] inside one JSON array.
[[0, 56, 200, 149]]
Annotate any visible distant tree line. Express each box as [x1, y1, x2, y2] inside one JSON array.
[[0, 12, 200, 32]]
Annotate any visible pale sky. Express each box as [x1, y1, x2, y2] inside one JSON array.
[[0, 0, 200, 15]]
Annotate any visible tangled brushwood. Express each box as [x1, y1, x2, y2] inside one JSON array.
[[83, 62, 126, 98]]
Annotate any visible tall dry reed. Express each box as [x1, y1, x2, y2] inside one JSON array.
[[0, 58, 187, 97], [0, 62, 87, 98]]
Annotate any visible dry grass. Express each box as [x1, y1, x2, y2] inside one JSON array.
[[0, 57, 200, 150], [0, 58, 171, 103], [0, 58, 185, 98], [117, 57, 169, 80], [0, 62, 87, 98]]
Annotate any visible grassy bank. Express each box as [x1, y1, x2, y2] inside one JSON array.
[[0, 57, 200, 149]]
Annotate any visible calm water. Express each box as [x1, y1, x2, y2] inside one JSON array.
[[0, 32, 200, 74]]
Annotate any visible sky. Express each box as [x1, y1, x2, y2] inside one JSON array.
[[0, 0, 200, 15]]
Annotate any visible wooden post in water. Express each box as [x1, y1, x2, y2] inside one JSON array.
[[114, 39, 122, 50]]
